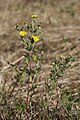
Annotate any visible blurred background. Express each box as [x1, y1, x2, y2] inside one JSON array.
[[0, 0, 80, 83]]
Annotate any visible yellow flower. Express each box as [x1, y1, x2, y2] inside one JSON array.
[[19, 30, 27, 37], [31, 14, 37, 18], [32, 35, 39, 42]]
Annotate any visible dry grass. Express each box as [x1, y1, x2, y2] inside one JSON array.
[[0, 0, 80, 119]]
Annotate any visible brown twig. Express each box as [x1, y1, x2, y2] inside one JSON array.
[[1, 56, 24, 73]]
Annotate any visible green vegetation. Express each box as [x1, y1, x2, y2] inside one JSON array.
[[0, 15, 80, 120]]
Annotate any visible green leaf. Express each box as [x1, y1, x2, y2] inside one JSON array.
[[42, 100, 47, 108], [32, 54, 37, 62]]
